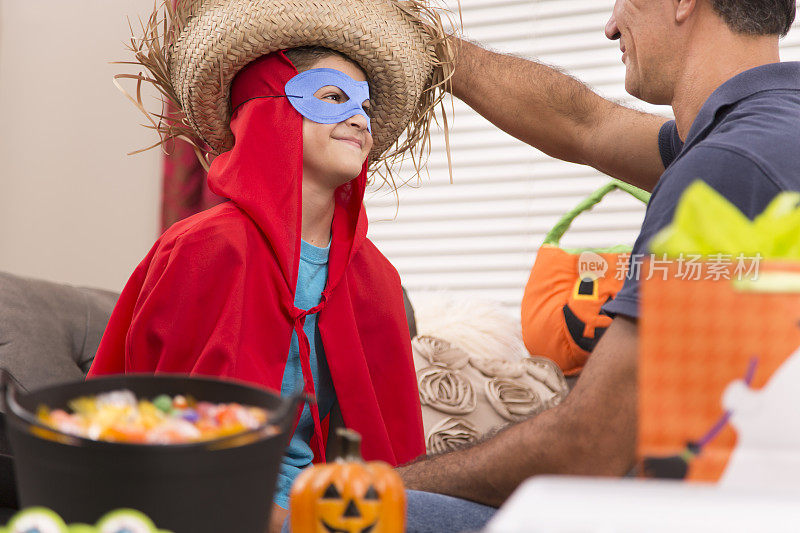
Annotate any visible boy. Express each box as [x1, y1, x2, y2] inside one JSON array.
[[89, 0, 453, 527]]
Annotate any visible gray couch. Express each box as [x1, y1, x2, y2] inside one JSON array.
[[0, 271, 118, 512], [0, 272, 117, 392]]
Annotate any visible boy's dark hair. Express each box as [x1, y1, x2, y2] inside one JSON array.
[[710, 0, 796, 37], [284, 46, 351, 72]]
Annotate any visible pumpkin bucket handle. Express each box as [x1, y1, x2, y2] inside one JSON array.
[[543, 179, 651, 247]]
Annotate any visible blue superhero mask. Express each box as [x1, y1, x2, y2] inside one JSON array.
[[284, 68, 371, 133]]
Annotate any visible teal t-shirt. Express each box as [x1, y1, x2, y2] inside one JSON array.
[[274, 240, 336, 509]]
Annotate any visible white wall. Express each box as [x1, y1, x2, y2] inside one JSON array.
[[0, 0, 161, 292]]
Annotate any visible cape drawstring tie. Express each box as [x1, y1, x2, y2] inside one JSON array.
[[291, 291, 329, 461]]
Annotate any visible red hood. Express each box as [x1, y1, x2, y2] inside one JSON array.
[[208, 51, 369, 296]]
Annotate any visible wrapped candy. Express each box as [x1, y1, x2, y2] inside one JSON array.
[[36, 390, 271, 444]]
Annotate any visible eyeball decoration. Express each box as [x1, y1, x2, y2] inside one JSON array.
[[67, 525, 97, 533], [290, 428, 405, 533], [0, 508, 168, 533], [95, 509, 158, 533], [6, 507, 67, 533]]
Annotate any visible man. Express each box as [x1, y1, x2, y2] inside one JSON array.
[[401, 0, 799, 530]]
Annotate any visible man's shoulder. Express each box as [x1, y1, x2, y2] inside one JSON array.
[[701, 90, 800, 191], [712, 89, 800, 143], [657, 141, 782, 221], [606, 75, 800, 320]]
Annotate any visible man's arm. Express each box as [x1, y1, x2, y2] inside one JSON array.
[[398, 315, 638, 507], [448, 39, 668, 192], [269, 504, 288, 533]]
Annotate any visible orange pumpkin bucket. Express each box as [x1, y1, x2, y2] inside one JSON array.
[[521, 180, 650, 375]]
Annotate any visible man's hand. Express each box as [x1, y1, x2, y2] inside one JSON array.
[[447, 39, 668, 192], [398, 315, 638, 507]]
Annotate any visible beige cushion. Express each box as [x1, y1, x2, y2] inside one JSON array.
[[409, 294, 568, 455], [413, 336, 568, 454]]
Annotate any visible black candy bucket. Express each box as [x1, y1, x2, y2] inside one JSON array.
[[1, 373, 298, 533]]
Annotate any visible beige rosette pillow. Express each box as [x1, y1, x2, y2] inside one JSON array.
[[411, 294, 569, 455]]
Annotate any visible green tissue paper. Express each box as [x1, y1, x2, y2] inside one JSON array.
[[650, 180, 800, 259]]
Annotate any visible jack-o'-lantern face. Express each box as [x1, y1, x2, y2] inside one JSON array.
[[563, 276, 616, 353], [290, 430, 405, 533], [521, 245, 629, 375], [316, 476, 381, 533]]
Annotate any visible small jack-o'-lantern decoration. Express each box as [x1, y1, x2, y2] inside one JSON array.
[[521, 180, 650, 375], [289, 428, 405, 533]]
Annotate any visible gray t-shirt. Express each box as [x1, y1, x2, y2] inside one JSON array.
[[603, 61, 800, 319]]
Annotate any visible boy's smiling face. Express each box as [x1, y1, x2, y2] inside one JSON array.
[[301, 55, 373, 191]]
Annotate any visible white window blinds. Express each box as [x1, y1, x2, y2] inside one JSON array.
[[365, 0, 800, 309]]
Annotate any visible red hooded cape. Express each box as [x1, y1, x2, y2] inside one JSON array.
[[89, 51, 425, 465]]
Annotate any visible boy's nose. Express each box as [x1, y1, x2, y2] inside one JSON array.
[[346, 112, 370, 131]]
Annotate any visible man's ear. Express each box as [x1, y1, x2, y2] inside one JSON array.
[[674, 0, 697, 24]]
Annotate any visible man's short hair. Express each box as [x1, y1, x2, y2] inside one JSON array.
[[711, 0, 796, 37]]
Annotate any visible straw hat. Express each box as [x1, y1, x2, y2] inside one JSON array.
[[119, 0, 455, 171]]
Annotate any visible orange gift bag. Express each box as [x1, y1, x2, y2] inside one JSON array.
[[638, 181, 800, 487], [522, 180, 650, 375], [639, 261, 800, 484]]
